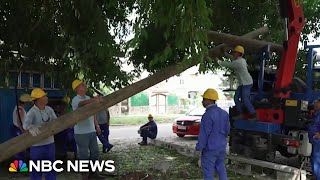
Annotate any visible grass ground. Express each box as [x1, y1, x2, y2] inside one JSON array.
[[102, 145, 249, 179], [0, 145, 249, 180], [110, 114, 183, 125]]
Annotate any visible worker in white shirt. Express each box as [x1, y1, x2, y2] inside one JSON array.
[[23, 88, 58, 180], [218, 45, 256, 120], [71, 79, 105, 180], [12, 93, 32, 160]]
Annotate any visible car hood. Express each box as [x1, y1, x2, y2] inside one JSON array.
[[175, 116, 202, 121]]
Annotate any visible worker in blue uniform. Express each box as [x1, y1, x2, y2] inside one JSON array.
[[96, 106, 113, 153], [138, 114, 157, 145], [54, 96, 72, 160], [196, 88, 230, 180], [308, 99, 320, 180], [23, 88, 58, 180]]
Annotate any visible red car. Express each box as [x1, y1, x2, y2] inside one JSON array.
[[172, 107, 205, 137]]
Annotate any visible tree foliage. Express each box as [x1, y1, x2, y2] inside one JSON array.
[[0, 0, 320, 91]]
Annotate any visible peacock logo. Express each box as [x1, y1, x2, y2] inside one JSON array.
[[9, 160, 28, 172]]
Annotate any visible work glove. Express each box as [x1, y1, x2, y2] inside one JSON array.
[[28, 125, 41, 136]]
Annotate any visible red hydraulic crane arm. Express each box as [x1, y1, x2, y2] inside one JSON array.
[[274, 0, 305, 98]]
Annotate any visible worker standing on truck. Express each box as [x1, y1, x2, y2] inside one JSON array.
[[71, 79, 105, 180], [12, 93, 32, 160], [308, 99, 320, 179], [23, 88, 58, 180], [218, 45, 256, 120], [196, 88, 230, 180]]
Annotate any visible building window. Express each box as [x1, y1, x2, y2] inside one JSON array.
[[21, 72, 30, 88], [32, 73, 41, 88], [44, 75, 52, 89]]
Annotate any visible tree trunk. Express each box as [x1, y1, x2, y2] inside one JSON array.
[[0, 27, 272, 162], [207, 30, 283, 53]]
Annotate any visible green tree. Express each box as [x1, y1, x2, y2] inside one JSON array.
[[0, 0, 319, 91]]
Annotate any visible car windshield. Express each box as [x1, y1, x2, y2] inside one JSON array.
[[187, 107, 205, 116]]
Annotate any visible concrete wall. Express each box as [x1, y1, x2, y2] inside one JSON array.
[[130, 106, 150, 115], [109, 104, 121, 116], [167, 105, 180, 114]]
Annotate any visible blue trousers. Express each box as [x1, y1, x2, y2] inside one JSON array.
[[67, 128, 77, 153], [311, 142, 320, 179], [74, 132, 99, 160], [54, 129, 68, 158], [234, 84, 255, 114], [201, 149, 228, 180], [11, 126, 26, 160], [140, 129, 156, 142], [97, 123, 113, 150], [30, 143, 56, 180]]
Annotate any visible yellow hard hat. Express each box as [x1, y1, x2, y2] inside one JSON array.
[[233, 45, 244, 54], [72, 79, 83, 90], [62, 96, 70, 104], [19, 94, 32, 103], [30, 88, 47, 100], [148, 114, 153, 118], [202, 88, 219, 101]]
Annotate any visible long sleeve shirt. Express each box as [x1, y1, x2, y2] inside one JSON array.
[[196, 104, 230, 152], [140, 120, 158, 136], [23, 105, 57, 146], [218, 54, 253, 86]]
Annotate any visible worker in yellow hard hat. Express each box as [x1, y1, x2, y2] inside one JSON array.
[[138, 114, 157, 145], [71, 79, 105, 179], [196, 88, 230, 180], [218, 45, 256, 120], [11, 93, 32, 160], [23, 88, 58, 180]]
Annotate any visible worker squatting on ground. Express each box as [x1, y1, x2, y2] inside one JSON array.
[[137, 114, 157, 145], [96, 99, 113, 153], [308, 99, 320, 179], [71, 79, 105, 180], [218, 45, 256, 120], [196, 88, 230, 180], [23, 88, 58, 180], [12, 93, 32, 160], [54, 96, 77, 160]]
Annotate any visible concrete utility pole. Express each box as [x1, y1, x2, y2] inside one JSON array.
[[0, 26, 276, 162]]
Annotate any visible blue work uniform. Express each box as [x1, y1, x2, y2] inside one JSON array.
[[196, 104, 230, 180], [54, 105, 76, 159], [308, 111, 320, 179], [23, 105, 57, 180], [140, 121, 157, 142], [97, 110, 113, 151]]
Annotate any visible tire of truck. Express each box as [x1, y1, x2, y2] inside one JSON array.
[[278, 145, 297, 158]]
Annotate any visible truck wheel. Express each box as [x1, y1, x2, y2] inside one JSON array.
[[278, 146, 296, 158], [177, 134, 185, 137], [265, 151, 276, 162]]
